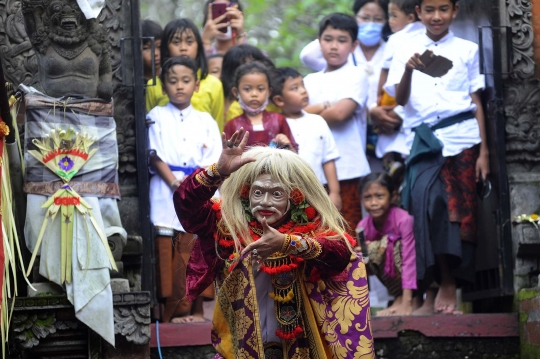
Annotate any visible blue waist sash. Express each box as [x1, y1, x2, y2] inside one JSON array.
[[168, 165, 198, 175]]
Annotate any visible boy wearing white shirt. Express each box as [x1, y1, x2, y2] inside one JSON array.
[[371, 0, 425, 176], [271, 67, 341, 210], [385, 0, 489, 315], [147, 57, 222, 323], [303, 13, 371, 235]]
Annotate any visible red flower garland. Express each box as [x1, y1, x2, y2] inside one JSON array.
[[239, 184, 250, 199], [304, 206, 316, 220], [289, 188, 304, 205], [211, 200, 222, 219]]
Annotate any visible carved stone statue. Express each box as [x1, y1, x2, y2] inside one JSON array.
[[21, 0, 112, 99]]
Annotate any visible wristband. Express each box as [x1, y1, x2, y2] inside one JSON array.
[[196, 163, 229, 187], [281, 234, 292, 254]]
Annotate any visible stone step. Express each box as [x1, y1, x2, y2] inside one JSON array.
[[149, 313, 519, 348]]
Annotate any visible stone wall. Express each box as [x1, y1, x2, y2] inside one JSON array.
[[519, 287, 540, 358]]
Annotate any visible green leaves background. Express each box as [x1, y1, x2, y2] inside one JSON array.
[[141, 0, 353, 74]]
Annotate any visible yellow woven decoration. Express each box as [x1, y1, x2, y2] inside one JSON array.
[[0, 122, 9, 137]]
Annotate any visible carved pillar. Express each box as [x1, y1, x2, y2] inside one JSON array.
[[99, 0, 144, 292], [505, 0, 540, 294]]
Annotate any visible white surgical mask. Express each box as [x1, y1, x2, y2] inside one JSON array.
[[215, 26, 232, 41], [357, 22, 384, 47]]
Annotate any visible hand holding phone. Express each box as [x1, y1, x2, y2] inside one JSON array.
[[211, 3, 228, 33]]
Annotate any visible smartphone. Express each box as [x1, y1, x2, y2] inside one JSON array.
[[211, 2, 228, 33]]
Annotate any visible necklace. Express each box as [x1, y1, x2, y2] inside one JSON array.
[[52, 42, 88, 60]]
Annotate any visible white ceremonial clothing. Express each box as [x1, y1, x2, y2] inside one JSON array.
[[300, 39, 386, 109], [304, 63, 371, 181], [25, 195, 120, 346], [286, 111, 340, 185], [384, 31, 485, 157], [375, 22, 424, 158], [382, 22, 425, 69], [147, 103, 222, 231]]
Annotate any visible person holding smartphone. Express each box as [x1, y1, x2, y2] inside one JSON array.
[[201, 0, 247, 56]]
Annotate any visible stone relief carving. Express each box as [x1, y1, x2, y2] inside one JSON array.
[[0, 0, 38, 85], [99, 0, 138, 185], [112, 292, 151, 345], [504, 0, 540, 169], [12, 312, 79, 349], [0, 0, 137, 181], [506, 0, 534, 80], [504, 78, 540, 170], [21, 0, 113, 99]]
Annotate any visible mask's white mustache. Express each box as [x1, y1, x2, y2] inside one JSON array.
[[251, 206, 283, 219]]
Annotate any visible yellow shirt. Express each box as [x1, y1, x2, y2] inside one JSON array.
[[225, 100, 281, 123], [146, 71, 225, 131]]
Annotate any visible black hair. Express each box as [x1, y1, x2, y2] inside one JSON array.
[[141, 19, 163, 45], [391, 0, 420, 19], [318, 13, 358, 42], [221, 44, 274, 99], [417, 0, 458, 6], [360, 172, 395, 195], [160, 57, 199, 85], [270, 67, 302, 100], [202, 0, 244, 27], [352, 0, 393, 40], [207, 53, 224, 61], [233, 62, 272, 91], [161, 18, 208, 80]]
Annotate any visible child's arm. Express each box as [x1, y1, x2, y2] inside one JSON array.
[[377, 68, 389, 104], [400, 214, 417, 291], [150, 155, 182, 190], [395, 53, 424, 106], [304, 102, 327, 115], [471, 90, 490, 181], [322, 160, 341, 211], [299, 39, 328, 72], [275, 116, 299, 152], [318, 99, 358, 125]]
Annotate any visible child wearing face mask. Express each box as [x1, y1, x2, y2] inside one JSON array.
[[145, 18, 225, 131], [300, 0, 390, 110], [224, 62, 298, 151]]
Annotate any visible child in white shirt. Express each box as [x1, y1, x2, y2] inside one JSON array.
[[385, 0, 489, 315], [271, 67, 341, 210], [370, 0, 424, 175], [147, 57, 222, 323], [303, 13, 371, 235]]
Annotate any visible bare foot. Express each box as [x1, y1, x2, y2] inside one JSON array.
[[377, 296, 413, 316], [170, 315, 193, 324], [385, 301, 413, 316], [376, 296, 402, 317], [412, 289, 436, 316], [435, 281, 457, 314], [412, 295, 423, 311], [189, 313, 208, 323]]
